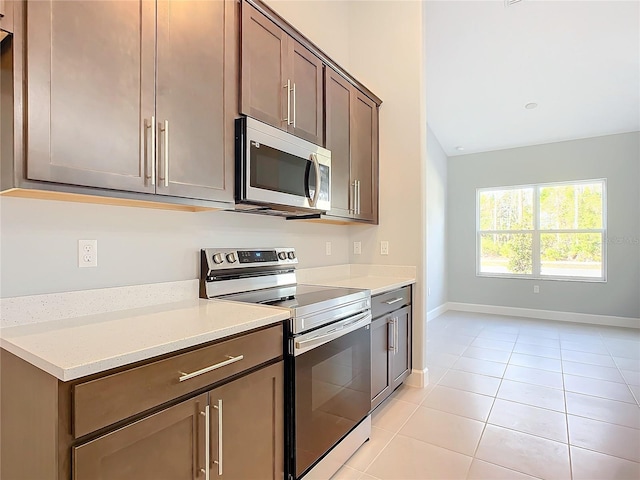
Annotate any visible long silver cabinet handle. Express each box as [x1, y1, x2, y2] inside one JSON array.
[[161, 120, 169, 187], [394, 317, 398, 356], [356, 180, 361, 214], [350, 181, 356, 214], [293, 82, 296, 128], [200, 406, 210, 480], [146, 116, 156, 186], [213, 399, 223, 476], [388, 318, 395, 351], [384, 297, 403, 305], [178, 355, 244, 382], [284, 79, 291, 124]]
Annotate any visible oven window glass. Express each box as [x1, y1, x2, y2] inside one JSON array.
[[294, 325, 371, 478], [250, 142, 317, 197]]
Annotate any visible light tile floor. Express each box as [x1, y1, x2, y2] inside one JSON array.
[[332, 311, 640, 480]]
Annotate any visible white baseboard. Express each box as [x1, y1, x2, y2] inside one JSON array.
[[405, 367, 428, 388], [427, 303, 449, 322], [447, 302, 640, 329]]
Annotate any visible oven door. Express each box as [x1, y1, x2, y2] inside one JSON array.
[[238, 117, 331, 212], [293, 312, 371, 478]]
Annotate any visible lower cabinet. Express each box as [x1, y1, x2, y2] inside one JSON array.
[[74, 362, 284, 480], [74, 394, 208, 480], [370, 287, 412, 411], [0, 323, 285, 480], [207, 362, 284, 480]]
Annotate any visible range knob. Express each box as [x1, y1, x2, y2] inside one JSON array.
[[226, 253, 237, 263], [212, 253, 224, 265], [278, 252, 287, 260], [287, 251, 296, 260]]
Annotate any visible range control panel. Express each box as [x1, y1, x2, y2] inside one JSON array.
[[202, 247, 298, 271]]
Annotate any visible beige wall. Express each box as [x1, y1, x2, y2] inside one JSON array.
[[346, 1, 428, 371], [263, 0, 351, 69]]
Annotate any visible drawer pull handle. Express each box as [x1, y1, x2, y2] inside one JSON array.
[[384, 297, 403, 305], [178, 355, 244, 382]]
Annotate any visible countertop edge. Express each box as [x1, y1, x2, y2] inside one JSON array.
[[1, 309, 290, 382]]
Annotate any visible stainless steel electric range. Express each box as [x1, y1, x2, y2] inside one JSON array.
[[200, 247, 372, 480]]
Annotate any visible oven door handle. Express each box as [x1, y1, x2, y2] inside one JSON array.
[[294, 312, 371, 356]]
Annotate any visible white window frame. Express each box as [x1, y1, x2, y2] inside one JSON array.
[[476, 179, 607, 282]]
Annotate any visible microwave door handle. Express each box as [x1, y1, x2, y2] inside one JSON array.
[[309, 153, 321, 207]]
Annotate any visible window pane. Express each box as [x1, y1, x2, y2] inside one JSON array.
[[479, 188, 533, 231], [539, 182, 603, 230], [480, 233, 532, 275], [540, 233, 603, 278]]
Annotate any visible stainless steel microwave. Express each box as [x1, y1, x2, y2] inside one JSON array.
[[235, 117, 331, 216]]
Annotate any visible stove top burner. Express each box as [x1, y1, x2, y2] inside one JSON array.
[[200, 247, 371, 334]]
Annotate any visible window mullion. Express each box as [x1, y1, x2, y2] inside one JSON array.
[[532, 186, 541, 276]]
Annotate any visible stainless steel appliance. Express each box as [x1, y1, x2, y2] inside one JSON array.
[[235, 117, 331, 217], [200, 247, 372, 480]]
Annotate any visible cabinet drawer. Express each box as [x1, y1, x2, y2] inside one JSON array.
[[372, 286, 411, 319], [73, 323, 283, 438]]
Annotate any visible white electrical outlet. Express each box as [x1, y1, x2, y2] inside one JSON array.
[[353, 241, 362, 255], [428, 287, 431, 296], [380, 241, 389, 255], [325, 241, 332, 256], [533, 285, 540, 294], [78, 239, 98, 268]]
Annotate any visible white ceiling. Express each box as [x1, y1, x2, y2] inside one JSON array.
[[425, 0, 640, 157]]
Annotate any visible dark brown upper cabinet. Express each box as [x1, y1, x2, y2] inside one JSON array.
[[25, 0, 236, 203], [325, 67, 379, 224], [241, 2, 323, 146], [0, 0, 13, 34]]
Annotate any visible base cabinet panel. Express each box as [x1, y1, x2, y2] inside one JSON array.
[[370, 288, 412, 411], [74, 394, 207, 480], [390, 307, 411, 389], [208, 361, 284, 480], [371, 315, 391, 405]]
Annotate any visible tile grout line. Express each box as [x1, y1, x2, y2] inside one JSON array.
[[560, 330, 575, 480], [600, 329, 639, 405]]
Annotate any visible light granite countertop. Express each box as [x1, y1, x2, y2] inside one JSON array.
[[0, 299, 289, 381], [297, 264, 416, 295], [0, 264, 415, 382]]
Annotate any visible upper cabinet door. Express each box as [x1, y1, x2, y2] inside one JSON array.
[[26, 0, 156, 193], [155, 0, 236, 202], [0, 0, 13, 34], [289, 40, 323, 145], [325, 67, 352, 218], [351, 90, 379, 223], [240, 3, 288, 130]]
